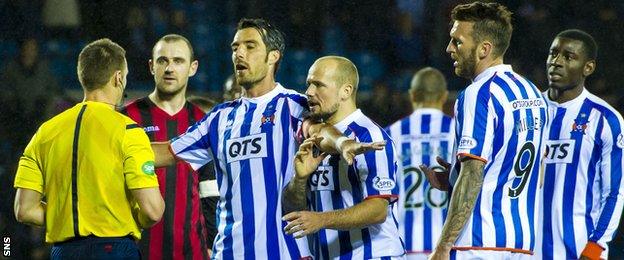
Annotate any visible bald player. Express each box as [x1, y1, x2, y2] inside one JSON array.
[[386, 67, 453, 259], [282, 56, 405, 259]]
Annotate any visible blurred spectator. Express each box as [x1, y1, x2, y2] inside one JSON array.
[[42, 0, 81, 40], [0, 38, 62, 161], [358, 81, 399, 127]]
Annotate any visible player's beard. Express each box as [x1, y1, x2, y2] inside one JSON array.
[[308, 102, 340, 122], [457, 48, 477, 79]]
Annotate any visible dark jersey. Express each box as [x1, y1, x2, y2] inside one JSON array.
[[121, 97, 209, 260]]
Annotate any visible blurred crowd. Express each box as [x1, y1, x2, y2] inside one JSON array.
[[1, 0, 624, 258]]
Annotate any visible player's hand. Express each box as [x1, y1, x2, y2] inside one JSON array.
[[283, 211, 325, 238], [295, 136, 328, 178], [339, 139, 386, 165], [420, 156, 451, 191]]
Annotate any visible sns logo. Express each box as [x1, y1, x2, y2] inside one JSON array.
[[373, 176, 396, 191], [544, 139, 574, 164], [458, 136, 478, 149], [226, 133, 268, 163], [309, 166, 334, 191]]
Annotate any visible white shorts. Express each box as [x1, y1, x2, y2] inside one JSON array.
[[405, 252, 429, 260], [450, 249, 533, 260]]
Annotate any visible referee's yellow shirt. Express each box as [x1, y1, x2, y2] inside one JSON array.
[[14, 101, 159, 243]]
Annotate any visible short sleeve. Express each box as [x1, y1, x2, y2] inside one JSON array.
[[170, 112, 215, 170], [14, 131, 44, 193], [123, 126, 159, 190], [455, 85, 494, 163]]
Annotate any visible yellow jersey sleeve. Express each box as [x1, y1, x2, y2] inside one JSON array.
[[123, 124, 159, 189], [14, 130, 44, 193]]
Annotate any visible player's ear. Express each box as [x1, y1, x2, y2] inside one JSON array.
[[188, 60, 199, 77], [268, 50, 280, 66], [149, 59, 155, 75], [479, 41, 492, 59], [341, 83, 354, 100], [583, 60, 595, 77]]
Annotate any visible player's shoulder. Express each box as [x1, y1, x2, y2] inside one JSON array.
[[586, 91, 624, 124], [350, 111, 391, 142], [121, 96, 150, 114], [277, 85, 308, 106]]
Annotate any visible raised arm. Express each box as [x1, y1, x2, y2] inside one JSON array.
[[306, 121, 385, 165], [430, 158, 485, 259], [152, 141, 177, 167]]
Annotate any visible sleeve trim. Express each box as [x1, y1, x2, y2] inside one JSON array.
[[580, 241, 604, 260], [457, 153, 488, 163]]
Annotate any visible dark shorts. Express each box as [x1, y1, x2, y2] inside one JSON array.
[[51, 236, 139, 260]]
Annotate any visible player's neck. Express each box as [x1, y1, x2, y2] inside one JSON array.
[[326, 102, 357, 125], [548, 84, 584, 104], [245, 75, 276, 98], [83, 85, 117, 108], [473, 56, 504, 80], [148, 90, 187, 115], [413, 102, 443, 111]]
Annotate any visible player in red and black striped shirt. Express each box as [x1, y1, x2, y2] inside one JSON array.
[[121, 34, 211, 260]]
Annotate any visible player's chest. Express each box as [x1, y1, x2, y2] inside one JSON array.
[[544, 110, 600, 164], [308, 155, 356, 192]]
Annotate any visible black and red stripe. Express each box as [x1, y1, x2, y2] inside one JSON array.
[[122, 97, 208, 260]]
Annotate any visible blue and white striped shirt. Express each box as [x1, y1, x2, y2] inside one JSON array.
[[537, 88, 624, 259], [386, 108, 454, 255], [450, 64, 548, 254], [170, 84, 311, 259], [307, 109, 405, 259]]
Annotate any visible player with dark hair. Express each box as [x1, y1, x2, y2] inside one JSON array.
[[537, 29, 624, 260], [422, 2, 548, 259], [150, 18, 383, 259], [14, 38, 164, 259], [121, 34, 211, 260]]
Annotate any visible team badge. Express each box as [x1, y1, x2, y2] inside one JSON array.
[[571, 113, 589, 136], [261, 104, 276, 127]]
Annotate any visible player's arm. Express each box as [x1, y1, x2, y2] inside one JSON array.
[[152, 141, 176, 167], [433, 158, 485, 256], [14, 188, 45, 227], [130, 187, 165, 228], [124, 126, 165, 228], [306, 121, 385, 165], [13, 131, 46, 227], [283, 197, 388, 238], [581, 114, 624, 260], [282, 136, 327, 214]]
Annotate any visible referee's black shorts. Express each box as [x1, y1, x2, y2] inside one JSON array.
[[51, 236, 139, 260]]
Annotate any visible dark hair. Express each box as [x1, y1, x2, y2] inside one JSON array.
[[237, 18, 285, 75], [556, 29, 597, 60], [451, 1, 513, 58], [153, 34, 195, 61], [77, 38, 126, 91]]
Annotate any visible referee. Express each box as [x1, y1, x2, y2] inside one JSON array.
[[13, 38, 165, 259]]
